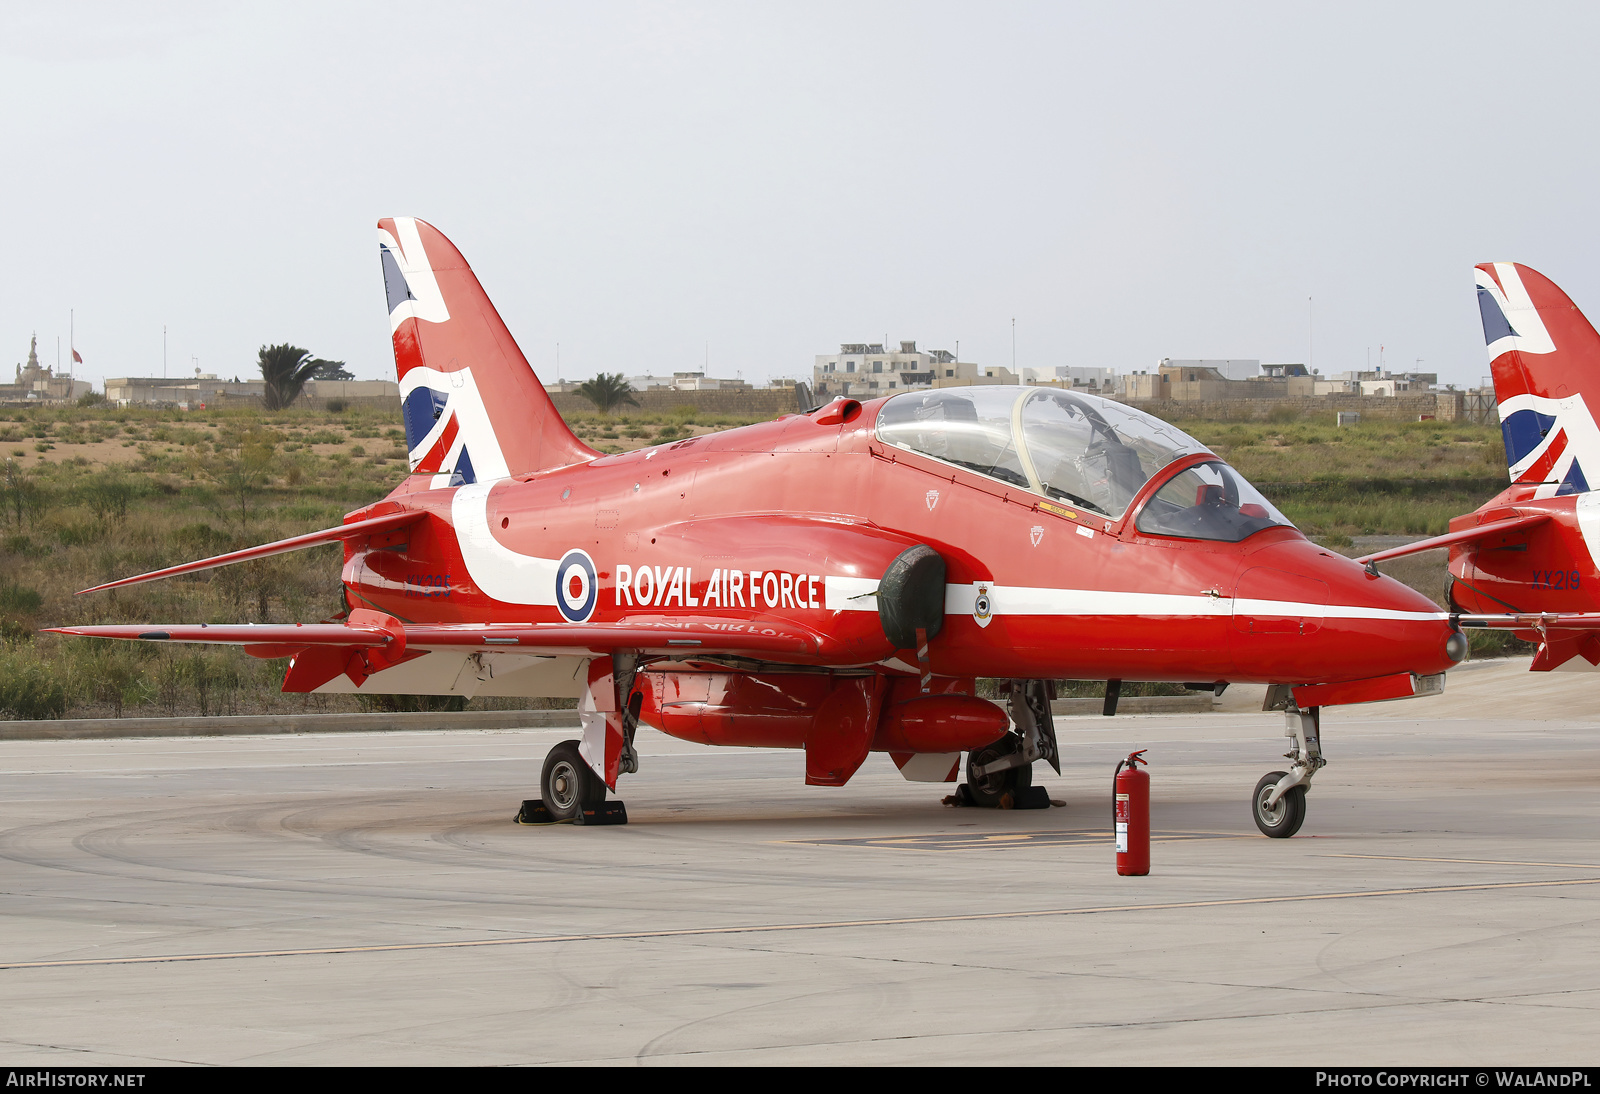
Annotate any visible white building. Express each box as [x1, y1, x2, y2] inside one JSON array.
[[1022, 365, 1115, 389], [623, 371, 749, 392], [815, 341, 988, 397]]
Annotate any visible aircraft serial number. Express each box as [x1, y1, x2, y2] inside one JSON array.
[[406, 573, 453, 598], [1530, 570, 1580, 590]]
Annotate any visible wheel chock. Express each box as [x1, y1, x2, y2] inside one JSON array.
[[515, 799, 557, 825], [576, 800, 628, 826], [1012, 785, 1053, 810], [942, 784, 1059, 809]]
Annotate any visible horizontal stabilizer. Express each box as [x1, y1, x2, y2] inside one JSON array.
[[1352, 513, 1550, 568], [1452, 612, 1600, 631], [76, 510, 423, 595]]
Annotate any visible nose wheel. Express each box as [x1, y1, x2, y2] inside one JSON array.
[[1252, 770, 1306, 837], [1251, 705, 1323, 838]]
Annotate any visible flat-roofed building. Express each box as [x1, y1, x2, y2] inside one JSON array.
[[815, 341, 984, 397]]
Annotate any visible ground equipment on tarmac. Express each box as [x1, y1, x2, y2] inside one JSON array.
[[1114, 750, 1150, 874]]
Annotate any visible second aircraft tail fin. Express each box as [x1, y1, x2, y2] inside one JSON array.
[[1476, 262, 1600, 495]]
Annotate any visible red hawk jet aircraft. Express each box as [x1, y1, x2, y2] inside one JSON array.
[[53, 218, 1467, 837], [1355, 262, 1600, 671]]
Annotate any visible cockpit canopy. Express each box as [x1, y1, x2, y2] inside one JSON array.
[[877, 387, 1201, 519], [875, 386, 1294, 541]]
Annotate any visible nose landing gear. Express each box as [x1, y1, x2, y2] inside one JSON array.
[[1252, 705, 1323, 838]]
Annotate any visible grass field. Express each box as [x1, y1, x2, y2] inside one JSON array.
[[0, 403, 1515, 719]]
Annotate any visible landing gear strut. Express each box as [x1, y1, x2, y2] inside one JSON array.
[[965, 734, 1033, 807], [959, 679, 1059, 809], [1252, 706, 1323, 838]]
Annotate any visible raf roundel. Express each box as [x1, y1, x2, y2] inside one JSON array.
[[555, 549, 599, 623]]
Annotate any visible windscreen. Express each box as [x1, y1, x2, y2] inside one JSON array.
[[1133, 461, 1295, 542]]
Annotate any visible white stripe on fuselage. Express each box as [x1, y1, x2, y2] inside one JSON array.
[[451, 483, 558, 606], [1576, 493, 1600, 574], [926, 582, 1441, 622], [452, 543, 1442, 622]]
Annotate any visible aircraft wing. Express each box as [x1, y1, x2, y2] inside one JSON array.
[[1352, 512, 1551, 568], [46, 617, 827, 658], [75, 510, 424, 594]]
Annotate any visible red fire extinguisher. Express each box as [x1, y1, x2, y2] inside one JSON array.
[[1114, 749, 1150, 876]]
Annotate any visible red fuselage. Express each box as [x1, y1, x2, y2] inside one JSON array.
[[341, 397, 1459, 713], [1449, 486, 1600, 617]]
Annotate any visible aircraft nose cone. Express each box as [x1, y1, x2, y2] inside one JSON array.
[[1232, 539, 1459, 682]]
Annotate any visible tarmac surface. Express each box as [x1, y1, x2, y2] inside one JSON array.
[[1, 656, 1596, 1066]]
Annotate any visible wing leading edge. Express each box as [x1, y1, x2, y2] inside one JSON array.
[[75, 510, 425, 595]]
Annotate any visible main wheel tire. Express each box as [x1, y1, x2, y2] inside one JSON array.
[[1252, 770, 1306, 838], [541, 739, 604, 822], [965, 735, 1033, 808]]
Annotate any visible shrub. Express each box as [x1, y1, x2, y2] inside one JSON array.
[[0, 648, 68, 719], [0, 583, 43, 615], [56, 522, 101, 547], [80, 470, 136, 524], [355, 693, 468, 713]]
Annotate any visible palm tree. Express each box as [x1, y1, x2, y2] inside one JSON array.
[[309, 359, 354, 381], [576, 372, 639, 415], [258, 344, 327, 410]]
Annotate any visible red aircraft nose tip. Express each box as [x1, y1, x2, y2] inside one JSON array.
[[1236, 540, 1459, 682]]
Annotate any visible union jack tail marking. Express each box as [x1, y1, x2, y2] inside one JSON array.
[[378, 217, 594, 492], [1476, 263, 1600, 497]]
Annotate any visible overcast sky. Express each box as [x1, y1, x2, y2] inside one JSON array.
[[4, 2, 1599, 392]]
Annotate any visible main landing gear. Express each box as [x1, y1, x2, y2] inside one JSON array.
[[1251, 705, 1324, 838], [956, 679, 1059, 810], [540, 740, 605, 822], [518, 738, 630, 826], [519, 654, 642, 827]]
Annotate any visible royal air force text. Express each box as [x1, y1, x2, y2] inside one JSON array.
[[615, 566, 823, 610]]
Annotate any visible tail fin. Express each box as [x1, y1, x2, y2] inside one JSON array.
[[378, 218, 594, 487], [1476, 262, 1600, 496]]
